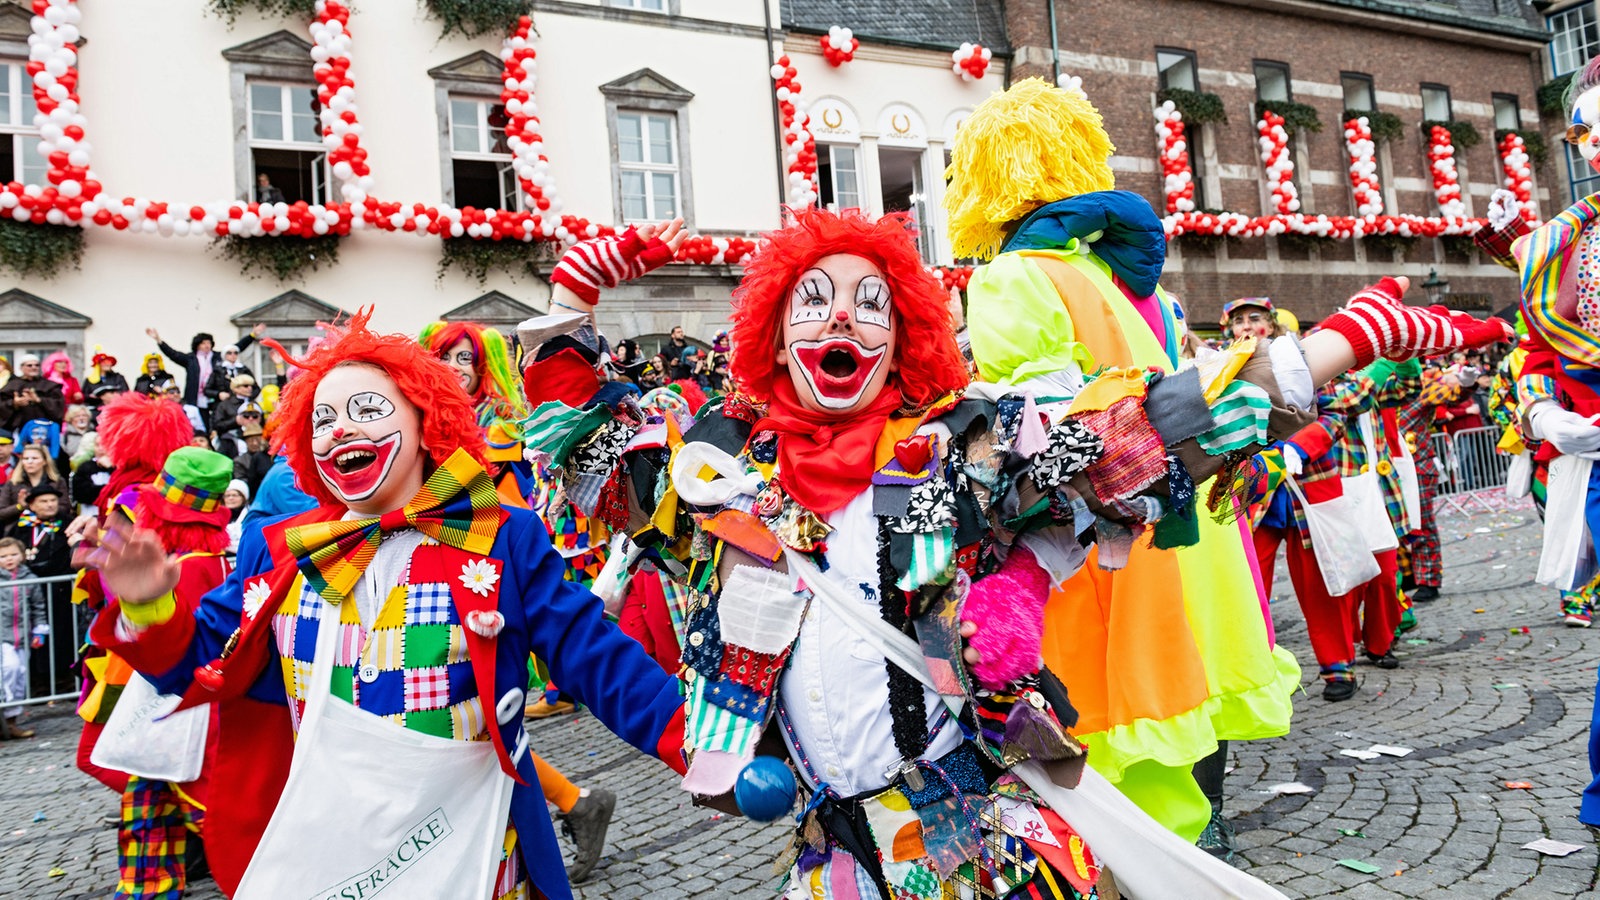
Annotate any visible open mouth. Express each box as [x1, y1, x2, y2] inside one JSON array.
[[790, 339, 887, 407], [313, 431, 402, 501]]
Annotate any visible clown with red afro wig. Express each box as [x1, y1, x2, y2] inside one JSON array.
[[731, 208, 968, 408], [266, 309, 487, 509]]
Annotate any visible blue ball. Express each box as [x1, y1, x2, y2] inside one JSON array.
[[734, 756, 798, 822]]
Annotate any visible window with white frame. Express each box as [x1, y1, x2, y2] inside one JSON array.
[[448, 97, 518, 210], [1157, 48, 1210, 210], [1421, 84, 1453, 121], [1551, 4, 1600, 76], [1341, 72, 1376, 112], [817, 144, 861, 212], [1493, 93, 1522, 131], [0, 61, 44, 185], [607, 0, 666, 10], [247, 82, 328, 205], [616, 111, 679, 222]]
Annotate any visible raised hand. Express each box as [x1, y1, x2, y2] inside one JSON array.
[[81, 516, 181, 605], [550, 218, 683, 306], [1320, 276, 1513, 368], [144, 327, 161, 343]]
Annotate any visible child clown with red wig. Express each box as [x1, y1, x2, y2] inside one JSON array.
[[509, 202, 1514, 898], [80, 312, 689, 900]]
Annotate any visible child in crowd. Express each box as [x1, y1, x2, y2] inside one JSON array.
[[0, 535, 43, 738]]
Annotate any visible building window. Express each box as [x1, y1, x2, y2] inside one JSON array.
[[448, 97, 517, 210], [1421, 84, 1453, 121], [1568, 140, 1600, 203], [607, 0, 666, 9], [0, 61, 42, 184], [1550, 4, 1600, 76], [1254, 61, 1291, 102], [1493, 93, 1522, 131], [247, 81, 327, 204], [818, 144, 861, 211], [1156, 48, 1198, 93], [617, 111, 679, 222], [1341, 72, 1376, 111]]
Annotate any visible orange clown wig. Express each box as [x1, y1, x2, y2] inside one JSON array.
[[265, 309, 488, 508], [730, 208, 969, 408]]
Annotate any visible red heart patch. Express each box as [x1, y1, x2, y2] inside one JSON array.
[[193, 662, 225, 692], [893, 435, 933, 473]]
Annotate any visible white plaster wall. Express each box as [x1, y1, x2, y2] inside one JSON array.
[[13, 0, 780, 361], [784, 38, 1005, 262]]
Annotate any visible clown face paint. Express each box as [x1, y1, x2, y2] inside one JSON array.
[[1230, 307, 1274, 341], [778, 254, 897, 414], [1571, 85, 1600, 173], [442, 337, 481, 396], [310, 364, 426, 514]]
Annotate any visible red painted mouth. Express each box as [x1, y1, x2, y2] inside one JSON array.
[[313, 431, 401, 501], [790, 338, 887, 405]]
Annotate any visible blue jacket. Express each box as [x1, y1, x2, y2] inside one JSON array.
[[102, 505, 686, 900]]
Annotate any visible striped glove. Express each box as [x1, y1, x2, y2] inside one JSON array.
[[549, 227, 675, 305], [1321, 277, 1514, 367]]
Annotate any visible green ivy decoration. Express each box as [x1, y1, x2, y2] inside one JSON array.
[[437, 237, 545, 285], [213, 234, 341, 282], [204, 0, 319, 25], [422, 0, 534, 39], [1361, 232, 1420, 260], [0, 221, 83, 279], [1421, 119, 1481, 151], [1441, 235, 1477, 259], [1539, 73, 1574, 115], [1157, 88, 1228, 126], [1496, 128, 1549, 167], [1256, 99, 1322, 135], [1344, 109, 1405, 145], [1279, 232, 1334, 254]]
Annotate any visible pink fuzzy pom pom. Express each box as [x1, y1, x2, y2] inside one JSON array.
[[961, 545, 1050, 689]]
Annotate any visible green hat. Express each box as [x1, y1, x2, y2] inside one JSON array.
[[137, 446, 235, 526]]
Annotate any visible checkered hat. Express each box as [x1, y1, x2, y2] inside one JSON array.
[[138, 446, 234, 526]]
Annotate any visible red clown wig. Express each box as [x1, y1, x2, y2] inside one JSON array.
[[93, 393, 194, 523], [730, 208, 969, 407], [266, 309, 488, 509]]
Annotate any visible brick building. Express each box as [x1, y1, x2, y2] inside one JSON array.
[[791, 0, 1551, 328]]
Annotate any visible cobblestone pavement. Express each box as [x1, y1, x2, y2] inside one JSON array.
[[4, 498, 1599, 899]]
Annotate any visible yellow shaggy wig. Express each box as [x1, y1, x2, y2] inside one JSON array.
[[944, 78, 1116, 260]]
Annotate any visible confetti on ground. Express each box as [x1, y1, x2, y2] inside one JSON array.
[[47, 868, 65, 878], [1340, 749, 1382, 760], [1523, 839, 1584, 857], [1509, 627, 1530, 634], [1338, 829, 1367, 838], [1405, 638, 1430, 645], [1267, 782, 1317, 795], [31, 812, 44, 822], [1337, 859, 1381, 874], [1494, 683, 1521, 690], [1368, 745, 1413, 757], [1475, 608, 1487, 613], [1505, 781, 1535, 790]]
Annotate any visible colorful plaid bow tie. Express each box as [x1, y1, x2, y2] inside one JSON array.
[[282, 448, 505, 600]]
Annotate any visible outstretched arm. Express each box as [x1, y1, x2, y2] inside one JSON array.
[[1302, 275, 1514, 386]]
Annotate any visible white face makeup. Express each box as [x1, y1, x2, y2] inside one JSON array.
[[309, 364, 426, 514], [1573, 85, 1600, 169], [778, 253, 898, 415]]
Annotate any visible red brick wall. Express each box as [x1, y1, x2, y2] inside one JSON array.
[[1000, 0, 1547, 325]]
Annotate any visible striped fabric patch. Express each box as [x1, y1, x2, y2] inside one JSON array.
[[520, 401, 612, 468], [683, 674, 759, 757], [1195, 380, 1272, 454], [896, 527, 954, 591], [1517, 193, 1600, 367]]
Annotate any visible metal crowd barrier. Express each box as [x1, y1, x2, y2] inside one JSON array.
[[1429, 425, 1513, 515], [0, 572, 85, 709]]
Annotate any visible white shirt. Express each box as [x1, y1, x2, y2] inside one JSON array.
[[776, 488, 961, 797]]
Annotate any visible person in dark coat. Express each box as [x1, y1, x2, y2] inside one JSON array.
[[82, 350, 129, 409], [146, 324, 266, 411], [0, 356, 65, 432], [203, 344, 255, 408]]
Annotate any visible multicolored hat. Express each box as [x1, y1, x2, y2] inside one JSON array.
[[138, 446, 234, 526], [1222, 297, 1275, 319]]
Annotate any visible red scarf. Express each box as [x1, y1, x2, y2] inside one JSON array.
[[754, 377, 903, 517]]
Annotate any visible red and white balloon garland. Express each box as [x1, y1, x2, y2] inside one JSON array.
[[952, 43, 990, 82], [1256, 111, 1300, 215], [771, 54, 818, 208], [1155, 100, 1194, 214], [312, 2, 372, 206], [1343, 116, 1383, 217], [820, 26, 857, 66], [20, 0, 96, 227], [1496, 131, 1536, 224], [1163, 211, 1484, 241], [1426, 125, 1466, 219]]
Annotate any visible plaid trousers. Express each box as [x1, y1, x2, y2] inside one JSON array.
[[116, 777, 197, 900]]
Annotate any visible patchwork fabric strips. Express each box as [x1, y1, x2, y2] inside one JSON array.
[[1195, 380, 1273, 455]]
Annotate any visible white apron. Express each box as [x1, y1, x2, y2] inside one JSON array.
[[234, 596, 514, 900]]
